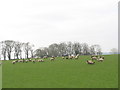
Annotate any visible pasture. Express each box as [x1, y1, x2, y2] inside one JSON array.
[[0, 60, 2, 89], [2, 55, 118, 88]]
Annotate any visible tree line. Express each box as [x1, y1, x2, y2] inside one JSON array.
[[0, 40, 102, 60]]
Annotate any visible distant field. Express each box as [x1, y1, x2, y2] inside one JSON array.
[[2, 55, 118, 88]]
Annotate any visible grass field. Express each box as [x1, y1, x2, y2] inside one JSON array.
[[0, 60, 2, 89], [2, 55, 118, 88]]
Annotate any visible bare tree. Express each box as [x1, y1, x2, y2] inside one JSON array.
[[48, 43, 59, 57], [90, 45, 96, 55], [0, 42, 7, 60], [14, 41, 23, 59], [34, 49, 42, 58], [66, 42, 73, 55], [58, 42, 67, 56], [82, 43, 90, 55], [23, 42, 32, 59], [2, 40, 15, 60], [34, 47, 48, 58], [94, 44, 102, 55], [73, 42, 82, 55], [30, 44, 34, 58]]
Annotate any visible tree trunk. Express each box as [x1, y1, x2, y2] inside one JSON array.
[[3, 54, 6, 60], [8, 53, 11, 60]]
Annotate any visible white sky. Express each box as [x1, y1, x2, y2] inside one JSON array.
[[0, 0, 118, 52]]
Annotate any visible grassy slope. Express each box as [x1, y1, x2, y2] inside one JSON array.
[[2, 55, 118, 88]]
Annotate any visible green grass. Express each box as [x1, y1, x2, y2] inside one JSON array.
[[0, 60, 2, 89], [2, 55, 118, 88]]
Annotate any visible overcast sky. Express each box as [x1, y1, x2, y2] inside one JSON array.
[[0, 0, 118, 52]]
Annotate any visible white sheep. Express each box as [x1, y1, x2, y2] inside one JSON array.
[[43, 56, 47, 59], [38, 59, 44, 62], [91, 56, 97, 60], [75, 55, 79, 59], [62, 57, 65, 59], [18, 60, 23, 62], [69, 55, 73, 59], [12, 61, 16, 64], [86, 60, 95, 64], [50, 57, 55, 61], [97, 58, 104, 62], [25, 60, 29, 63], [32, 60, 35, 63]]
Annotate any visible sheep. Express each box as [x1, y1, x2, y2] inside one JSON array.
[[76, 54, 79, 56], [38, 59, 44, 62], [29, 60, 32, 62], [66, 57, 69, 59], [97, 57, 104, 62], [38, 60, 40, 62], [43, 56, 47, 59], [75, 54, 79, 59], [102, 56, 105, 59], [69, 56, 73, 59], [86, 60, 95, 64], [40, 59, 44, 62], [12, 61, 16, 64], [28, 59, 32, 62], [51, 56, 55, 58], [32, 60, 35, 63], [91, 56, 97, 60], [50, 57, 55, 61], [98, 56, 104, 62], [75, 56, 79, 59], [25, 60, 29, 63], [41, 59, 44, 62], [100, 56, 104, 59], [18, 60, 23, 62], [62, 57, 65, 59]]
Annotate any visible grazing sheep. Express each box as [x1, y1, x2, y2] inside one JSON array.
[[91, 55, 94, 58], [38, 59, 44, 62], [98, 56, 104, 62], [43, 56, 47, 59], [12, 61, 16, 64], [51, 56, 55, 58], [69, 56, 73, 59], [75, 56, 78, 59], [75, 54, 79, 59], [91, 56, 97, 60], [38, 60, 40, 62], [76, 54, 79, 56], [25, 60, 29, 63], [29, 60, 32, 62], [40, 59, 44, 62], [66, 57, 69, 59], [32, 60, 35, 63], [100, 56, 104, 59], [28, 59, 32, 62], [18, 60, 23, 62], [86, 60, 95, 64], [50, 57, 55, 61], [102, 56, 105, 59], [97, 58, 104, 62]]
